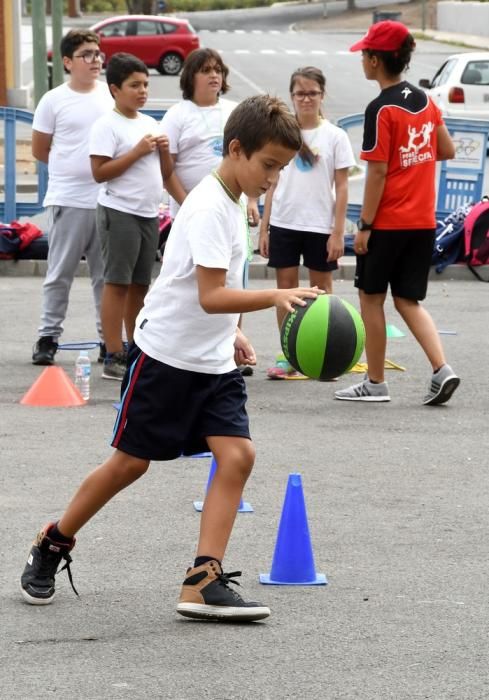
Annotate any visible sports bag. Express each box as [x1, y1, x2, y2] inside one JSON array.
[[431, 204, 470, 273], [0, 221, 43, 260], [463, 197, 489, 282]]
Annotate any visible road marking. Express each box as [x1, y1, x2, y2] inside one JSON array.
[[285, 49, 301, 54], [228, 65, 265, 94], [235, 49, 251, 54]]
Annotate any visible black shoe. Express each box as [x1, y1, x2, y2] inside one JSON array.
[[177, 559, 270, 621], [32, 336, 58, 365], [98, 342, 106, 364], [239, 365, 254, 377], [20, 523, 78, 605]]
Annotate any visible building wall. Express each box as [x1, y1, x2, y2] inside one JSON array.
[[437, 2, 489, 39]]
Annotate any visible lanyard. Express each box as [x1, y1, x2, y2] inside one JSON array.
[[212, 170, 253, 263]]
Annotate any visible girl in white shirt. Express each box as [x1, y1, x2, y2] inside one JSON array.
[[259, 66, 355, 379], [161, 48, 259, 225]]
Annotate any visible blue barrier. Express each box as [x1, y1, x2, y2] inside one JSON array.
[[0, 107, 167, 222], [2, 106, 487, 224], [337, 112, 489, 221]]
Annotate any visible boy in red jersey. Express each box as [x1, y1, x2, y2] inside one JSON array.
[[335, 21, 460, 406]]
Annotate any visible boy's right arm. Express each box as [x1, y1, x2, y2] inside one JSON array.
[[32, 130, 52, 164], [196, 266, 322, 315], [90, 134, 160, 183]]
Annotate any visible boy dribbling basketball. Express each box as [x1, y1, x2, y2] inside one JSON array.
[[20, 95, 323, 622]]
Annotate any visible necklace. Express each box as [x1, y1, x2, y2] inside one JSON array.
[[197, 101, 224, 156], [212, 170, 253, 262]]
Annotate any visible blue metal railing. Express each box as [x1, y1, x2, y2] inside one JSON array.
[[0, 107, 167, 222], [2, 107, 488, 223]]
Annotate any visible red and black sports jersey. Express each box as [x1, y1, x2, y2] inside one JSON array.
[[361, 80, 443, 230]]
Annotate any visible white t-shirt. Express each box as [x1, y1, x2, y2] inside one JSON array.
[[270, 120, 356, 234], [32, 81, 113, 208], [134, 174, 248, 374], [89, 111, 164, 218], [161, 97, 237, 218]]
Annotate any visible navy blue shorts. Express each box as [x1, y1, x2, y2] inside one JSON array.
[[354, 228, 435, 300], [112, 344, 251, 461], [267, 225, 338, 273]]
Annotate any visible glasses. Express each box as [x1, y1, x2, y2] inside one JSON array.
[[292, 90, 322, 100], [73, 50, 105, 64]]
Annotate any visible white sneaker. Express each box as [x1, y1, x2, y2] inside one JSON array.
[[334, 377, 390, 402], [423, 364, 460, 406]]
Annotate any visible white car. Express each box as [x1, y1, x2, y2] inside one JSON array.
[[419, 52, 489, 120]]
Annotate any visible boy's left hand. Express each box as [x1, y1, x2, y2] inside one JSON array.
[[156, 135, 170, 153], [234, 328, 256, 367]]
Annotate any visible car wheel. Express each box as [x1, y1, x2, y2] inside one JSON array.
[[157, 52, 183, 76]]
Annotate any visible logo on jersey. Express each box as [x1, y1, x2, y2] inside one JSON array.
[[399, 121, 434, 168], [401, 87, 412, 99]]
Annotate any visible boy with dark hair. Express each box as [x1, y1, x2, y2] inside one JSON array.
[[31, 30, 113, 366], [21, 95, 322, 622], [335, 21, 460, 406], [89, 53, 170, 380]]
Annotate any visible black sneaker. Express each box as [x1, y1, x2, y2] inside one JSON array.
[[177, 559, 270, 621], [20, 523, 78, 605], [98, 342, 107, 364], [32, 336, 58, 365], [102, 351, 127, 381]]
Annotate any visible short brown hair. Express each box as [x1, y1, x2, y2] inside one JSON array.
[[60, 29, 100, 59], [223, 95, 302, 158], [179, 48, 230, 100]]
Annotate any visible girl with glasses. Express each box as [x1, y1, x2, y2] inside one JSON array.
[[259, 66, 355, 379]]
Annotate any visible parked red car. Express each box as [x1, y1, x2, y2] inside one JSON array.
[[89, 14, 200, 75]]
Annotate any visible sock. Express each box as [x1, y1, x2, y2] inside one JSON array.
[[194, 555, 221, 569], [434, 365, 444, 374], [49, 522, 73, 544]]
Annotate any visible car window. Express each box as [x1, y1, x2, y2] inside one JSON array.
[[135, 20, 161, 36], [431, 59, 457, 88], [101, 21, 128, 37], [161, 22, 178, 34], [461, 61, 489, 86]]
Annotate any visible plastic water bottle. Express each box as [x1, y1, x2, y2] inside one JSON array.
[[75, 350, 91, 401]]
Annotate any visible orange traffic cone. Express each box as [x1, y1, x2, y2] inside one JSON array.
[[20, 366, 86, 407]]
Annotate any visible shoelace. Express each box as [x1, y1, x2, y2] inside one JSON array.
[[217, 570, 243, 600], [58, 552, 79, 598]]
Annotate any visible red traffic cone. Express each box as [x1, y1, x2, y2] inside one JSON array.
[[20, 366, 86, 407]]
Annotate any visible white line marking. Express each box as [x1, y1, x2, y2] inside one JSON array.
[[235, 49, 250, 54], [229, 65, 265, 95], [285, 49, 301, 55]]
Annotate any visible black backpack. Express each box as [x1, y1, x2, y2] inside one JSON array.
[[431, 204, 470, 274]]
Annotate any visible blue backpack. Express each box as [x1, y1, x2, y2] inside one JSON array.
[[431, 204, 472, 273]]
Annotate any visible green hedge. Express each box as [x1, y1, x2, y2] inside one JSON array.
[[78, 0, 293, 12]]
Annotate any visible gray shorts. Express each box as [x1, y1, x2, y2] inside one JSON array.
[[96, 204, 159, 285]]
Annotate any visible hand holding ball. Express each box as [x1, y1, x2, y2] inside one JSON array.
[[280, 295, 365, 381]]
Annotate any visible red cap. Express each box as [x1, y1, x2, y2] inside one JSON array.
[[349, 20, 410, 52]]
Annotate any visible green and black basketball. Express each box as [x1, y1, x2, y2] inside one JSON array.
[[280, 295, 365, 381]]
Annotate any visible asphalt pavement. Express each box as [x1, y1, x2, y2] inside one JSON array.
[[1, 274, 489, 699]]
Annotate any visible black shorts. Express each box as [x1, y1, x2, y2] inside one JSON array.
[[354, 228, 435, 300], [112, 344, 251, 461], [268, 225, 338, 273]]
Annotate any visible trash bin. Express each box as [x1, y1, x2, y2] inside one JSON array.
[[372, 10, 402, 23]]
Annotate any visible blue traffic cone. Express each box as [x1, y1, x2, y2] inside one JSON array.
[[260, 473, 327, 585], [193, 457, 253, 513]]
